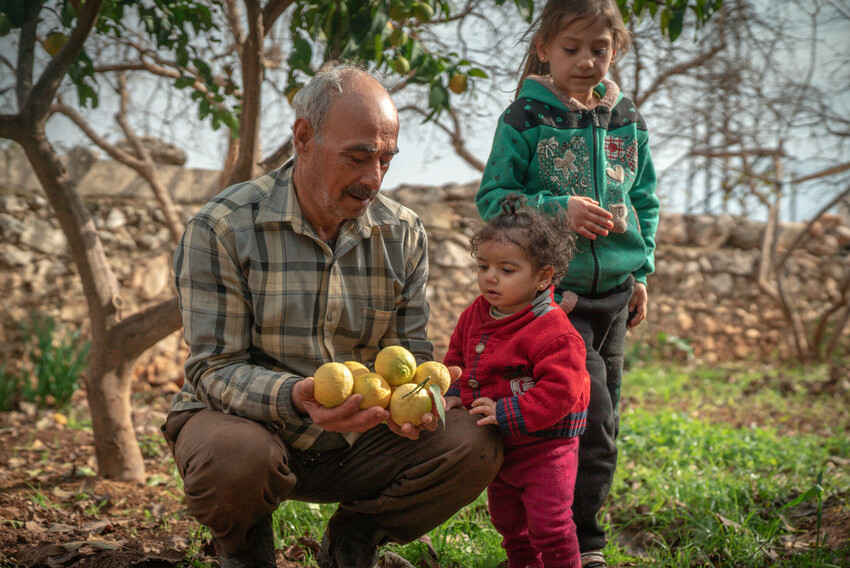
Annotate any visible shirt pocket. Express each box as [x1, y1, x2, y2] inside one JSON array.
[[341, 306, 397, 363]]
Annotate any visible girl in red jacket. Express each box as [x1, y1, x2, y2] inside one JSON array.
[[444, 194, 590, 568]]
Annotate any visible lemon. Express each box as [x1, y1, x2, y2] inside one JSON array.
[[389, 383, 433, 426], [412, 361, 452, 395], [449, 73, 468, 94], [343, 360, 370, 378], [44, 31, 68, 57], [352, 372, 392, 410], [313, 362, 354, 408], [374, 345, 417, 387]]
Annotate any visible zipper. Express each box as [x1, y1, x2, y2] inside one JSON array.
[[589, 108, 601, 295]]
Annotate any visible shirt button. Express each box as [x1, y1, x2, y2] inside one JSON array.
[[326, 313, 333, 321], [468, 379, 480, 389], [475, 343, 485, 353]]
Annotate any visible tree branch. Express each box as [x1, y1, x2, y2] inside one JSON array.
[[27, 0, 105, 123], [397, 105, 485, 172], [262, 0, 296, 29], [111, 297, 183, 363], [258, 136, 293, 172], [51, 101, 144, 169]]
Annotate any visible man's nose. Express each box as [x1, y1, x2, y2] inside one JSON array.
[[360, 161, 383, 190]]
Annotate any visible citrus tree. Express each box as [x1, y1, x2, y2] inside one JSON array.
[[0, 0, 724, 482]]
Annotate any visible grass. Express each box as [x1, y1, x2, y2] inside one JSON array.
[[262, 362, 849, 567]]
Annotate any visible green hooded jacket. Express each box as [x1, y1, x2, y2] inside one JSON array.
[[476, 77, 660, 296]]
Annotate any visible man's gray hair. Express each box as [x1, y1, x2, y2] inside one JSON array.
[[291, 65, 386, 140]]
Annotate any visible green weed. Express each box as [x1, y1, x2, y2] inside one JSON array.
[[169, 362, 847, 567], [7, 312, 91, 409]]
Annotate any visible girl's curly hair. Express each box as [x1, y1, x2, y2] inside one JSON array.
[[471, 193, 576, 282]]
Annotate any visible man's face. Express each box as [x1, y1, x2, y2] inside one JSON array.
[[294, 81, 399, 238]]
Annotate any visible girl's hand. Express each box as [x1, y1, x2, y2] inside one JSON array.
[[470, 397, 497, 426], [628, 282, 648, 328], [444, 396, 464, 411], [568, 196, 614, 240]]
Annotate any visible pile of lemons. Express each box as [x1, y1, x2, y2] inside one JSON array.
[[312, 345, 451, 426]]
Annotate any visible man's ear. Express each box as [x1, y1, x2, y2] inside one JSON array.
[[292, 117, 313, 154]]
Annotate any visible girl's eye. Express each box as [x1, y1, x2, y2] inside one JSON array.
[[563, 48, 577, 53], [594, 49, 608, 56], [478, 264, 488, 271], [502, 268, 515, 274]]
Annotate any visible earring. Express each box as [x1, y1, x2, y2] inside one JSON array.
[[538, 283, 546, 289]]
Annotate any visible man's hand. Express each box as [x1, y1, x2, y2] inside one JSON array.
[[292, 378, 389, 433], [567, 196, 613, 240], [470, 397, 497, 426], [384, 364, 463, 440], [628, 282, 648, 329]]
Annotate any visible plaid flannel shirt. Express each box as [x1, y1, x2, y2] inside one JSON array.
[[171, 160, 433, 450]]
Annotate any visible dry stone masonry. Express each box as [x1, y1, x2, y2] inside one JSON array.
[[1, 146, 848, 393]]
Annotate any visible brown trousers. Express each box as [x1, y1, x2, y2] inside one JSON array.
[[164, 408, 503, 559]]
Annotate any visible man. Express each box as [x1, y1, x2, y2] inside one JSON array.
[[163, 66, 503, 568]]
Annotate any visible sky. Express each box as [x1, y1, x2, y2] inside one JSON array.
[[11, 1, 850, 222]]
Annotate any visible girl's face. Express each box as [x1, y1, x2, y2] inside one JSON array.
[[476, 237, 554, 315], [537, 16, 616, 106]]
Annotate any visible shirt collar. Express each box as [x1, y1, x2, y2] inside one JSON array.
[[254, 157, 401, 240]]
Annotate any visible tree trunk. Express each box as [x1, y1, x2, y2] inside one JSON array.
[[227, 0, 264, 186], [18, 127, 185, 481], [86, 357, 145, 481]]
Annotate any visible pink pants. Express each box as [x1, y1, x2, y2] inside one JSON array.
[[488, 437, 580, 568]]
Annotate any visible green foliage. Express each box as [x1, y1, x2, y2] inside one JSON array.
[[617, 0, 724, 40], [9, 312, 91, 409], [288, 0, 498, 119], [195, 362, 848, 567]]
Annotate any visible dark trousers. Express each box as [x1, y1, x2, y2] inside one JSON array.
[[163, 407, 503, 559], [559, 277, 633, 552]]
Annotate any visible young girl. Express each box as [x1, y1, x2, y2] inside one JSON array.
[[444, 194, 590, 568], [475, 1, 660, 566]]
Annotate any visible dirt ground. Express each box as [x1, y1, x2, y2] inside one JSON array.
[[1, 374, 848, 568]]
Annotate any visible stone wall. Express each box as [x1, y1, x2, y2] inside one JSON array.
[[1, 148, 848, 392]]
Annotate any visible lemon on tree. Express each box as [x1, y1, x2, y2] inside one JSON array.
[[343, 360, 370, 378], [448, 73, 468, 95], [389, 383, 433, 426], [352, 372, 392, 410], [412, 361, 451, 395], [43, 31, 68, 57], [374, 345, 417, 387], [312, 362, 354, 408]]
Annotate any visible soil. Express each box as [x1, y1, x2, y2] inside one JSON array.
[[1, 373, 848, 568]]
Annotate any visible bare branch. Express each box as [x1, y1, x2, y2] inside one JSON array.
[[111, 297, 183, 363], [397, 104, 485, 172]]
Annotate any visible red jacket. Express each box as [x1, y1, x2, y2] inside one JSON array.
[[444, 287, 590, 443]]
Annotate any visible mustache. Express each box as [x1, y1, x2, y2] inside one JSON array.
[[347, 184, 378, 200]]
